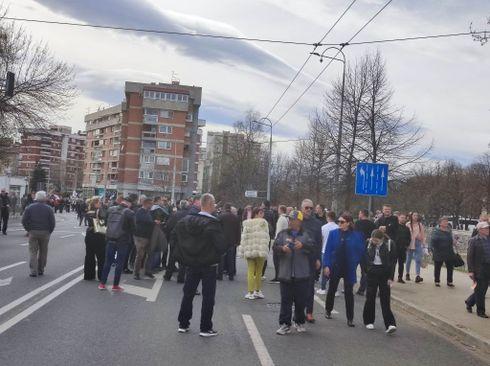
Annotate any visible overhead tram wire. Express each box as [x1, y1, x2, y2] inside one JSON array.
[[2, 17, 314, 47], [263, 0, 358, 120], [272, 0, 394, 127], [346, 30, 490, 45]]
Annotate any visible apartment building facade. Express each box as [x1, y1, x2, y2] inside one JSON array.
[[17, 125, 86, 192], [83, 81, 204, 199]]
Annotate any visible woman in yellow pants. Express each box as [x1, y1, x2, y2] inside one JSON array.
[[239, 207, 271, 299]]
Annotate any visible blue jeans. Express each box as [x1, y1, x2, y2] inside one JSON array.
[[406, 240, 423, 276], [100, 240, 129, 286]]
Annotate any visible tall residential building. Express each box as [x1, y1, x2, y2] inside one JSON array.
[[202, 131, 244, 193], [17, 125, 86, 192], [83, 80, 205, 199]]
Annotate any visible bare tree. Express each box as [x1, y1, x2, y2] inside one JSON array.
[[0, 11, 76, 137]]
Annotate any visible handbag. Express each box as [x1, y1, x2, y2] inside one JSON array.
[[93, 210, 106, 235], [452, 252, 465, 268]]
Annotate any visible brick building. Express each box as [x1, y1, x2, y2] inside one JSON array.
[[17, 125, 86, 192], [83, 80, 204, 199]]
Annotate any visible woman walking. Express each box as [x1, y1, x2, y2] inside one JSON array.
[[84, 197, 106, 281], [430, 217, 456, 287], [363, 230, 397, 334], [323, 212, 365, 327], [406, 212, 426, 283], [239, 207, 270, 300]]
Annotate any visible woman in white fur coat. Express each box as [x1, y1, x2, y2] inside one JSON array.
[[239, 207, 271, 299]]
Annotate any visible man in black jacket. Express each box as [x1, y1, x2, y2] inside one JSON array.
[[133, 197, 155, 280], [395, 213, 411, 283], [375, 205, 399, 241], [175, 193, 226, 337], [1, 189, 11, 235], [164, 200, 190, 282], [355, 209, 376, 295], [218, 203, 241, 281]]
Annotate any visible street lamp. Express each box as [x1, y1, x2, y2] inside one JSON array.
[[251, 117, 273, 201], [311, 47, 346, 213]]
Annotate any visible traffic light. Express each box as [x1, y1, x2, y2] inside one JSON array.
[[5, 71, 14, 97]]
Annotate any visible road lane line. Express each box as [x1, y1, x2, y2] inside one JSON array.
[[0, 265, 84, 317], [242, 314, 275, 366], [0, 262, 26, 272], [146, 273, 164, 302], [59, 234, 75, 239], [0, 275, 83, 335], [19, 243, 28, 246]]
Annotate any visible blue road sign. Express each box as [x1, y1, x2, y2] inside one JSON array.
[[355, 162, 389, 197]]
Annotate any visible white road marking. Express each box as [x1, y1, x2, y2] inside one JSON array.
[[0, 275, 83, 335], [0, 265, 84, 317], [59, 234, 75, 239], [314, 295, 339, 314], [81, 232, 86, 237], [242, 314, 275, 366], [122, 273, 164, 302], [19, 243, 28, 246], [9, 229, 25, 232], [0, 277, 12, 286], [0, 261, 26, 272]]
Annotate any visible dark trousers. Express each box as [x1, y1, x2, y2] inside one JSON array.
[[396, 249, 407, 278], [272, 251, 280, 280], [466, 292, 476, 307], [164, 243, 186, 282], [475, 264, 490, 315], [363, 267, 396, 329], [325, 275, 354, 321], [279, 279, 309, 326], [218, 246, 237, 278], [100, 240, 129, 286], [434, 260, 454, 283], [306, 273, 315, 314], [178, 266, 217, 332], [358, 270, 367, 293], [84, 232, 106, 280], [1, 207, 9, 234], [123, 240, 136, 271]]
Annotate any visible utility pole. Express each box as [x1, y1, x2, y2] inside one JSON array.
[[252, 117, 273, 201], [171, 142, 177, 204]]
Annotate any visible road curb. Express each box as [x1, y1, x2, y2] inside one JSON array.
[[391, 295, 490, 355]]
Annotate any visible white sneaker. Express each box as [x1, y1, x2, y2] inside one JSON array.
[[335, 291, 341, 297], [294, 323, 306, 333], [245, 292, 255, 300], [254, 290, 265, 299], [316, 289, 326, 295], [276, 324, 291, 335], [366, 324, 375, 330], [386, 325, 397, 334], [261, 276, 267, 280]]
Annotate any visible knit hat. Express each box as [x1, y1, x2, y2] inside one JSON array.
[[371, 229, 385, 240], [289, 210, 303, 221]]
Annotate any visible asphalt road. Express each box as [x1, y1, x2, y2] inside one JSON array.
[[0, 213, 487, 366]]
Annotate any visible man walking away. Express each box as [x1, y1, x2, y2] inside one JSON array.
[[22, 191, 55, 277], [274, 210, 315, 335], [0, 189, 11, 235], [133, 197, 155, 280], [355, 209, 376, 295], [218, 203, 241, 281], [99, 197, 135, 291], [467, 221, 490, 318], [394, 214, 411, 283], [175, 193, 226, 337], [318, 211, 338, 295]]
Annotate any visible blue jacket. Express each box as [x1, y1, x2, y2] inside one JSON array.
[[22, 202, 56, 233], [322, 228, 365, 285]]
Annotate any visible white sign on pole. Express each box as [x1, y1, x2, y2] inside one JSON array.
[[245, 190, 258, 198]]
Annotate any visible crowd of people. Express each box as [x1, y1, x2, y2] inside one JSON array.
[[5, 187, 490, 337]]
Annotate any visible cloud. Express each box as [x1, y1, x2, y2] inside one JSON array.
[[33, 0, 295, 79]]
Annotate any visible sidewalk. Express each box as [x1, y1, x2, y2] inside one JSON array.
[[391, 264, 490, 353]]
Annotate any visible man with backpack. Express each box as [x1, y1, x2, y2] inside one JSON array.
[[175, 193, 226, 337], [98, 196, 135, 291]]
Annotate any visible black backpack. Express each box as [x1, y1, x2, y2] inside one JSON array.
[[106, 206, 130, 240]]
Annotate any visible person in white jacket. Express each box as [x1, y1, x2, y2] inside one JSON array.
[[270, 205, 289, 283], [239, 207, 271, 299]]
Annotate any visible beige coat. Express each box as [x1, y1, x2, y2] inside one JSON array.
[[239, 218, 270, 259], [407, 222, 426, 250]]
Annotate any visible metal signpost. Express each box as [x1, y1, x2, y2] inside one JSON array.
[[355, 162, 389, 213]]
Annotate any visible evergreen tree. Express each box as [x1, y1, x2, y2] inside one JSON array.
[[30, 164, 47, 192]]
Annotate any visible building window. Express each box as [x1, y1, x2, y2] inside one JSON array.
[[181, 173, 188, 183], [182, 158, 189, 172], [141, 155, 155, 164], [157, 141, 172, 150], [186, 113, 193, 122], [160, 110, 173, 119], [159, 125, 173, 134], [139, 170, 144, 179], [156, 156, 170, 165], [110, 149, 119, 157]]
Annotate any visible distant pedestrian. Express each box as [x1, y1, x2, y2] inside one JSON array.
[[84, 197, 106, 281], [98, 197, 135, 291], [239, 207, 270, 300], [317, 211, 338, 295], [363, 230, 397, 334], [10, 192, 17, 216], [274, 210, 315, 335], [315, 204, 327, 225], [430, 217, 456, 287], [355, 209, 376, 295], [323, 212, 365, 327], [394, 213, 411, 283], [175, 193, 226, 337], [133, 197, 155, 280], [300, 199, 322, 323], [150, 196, 169, 272], [270, 205, 289, 283], [260, 200, 277, 280], [466, 221, 490, 318], [21, 191, 55, 277], [0, 189, 10, 235], [406, 212, 426, 283], [218, 203, 241, 281]]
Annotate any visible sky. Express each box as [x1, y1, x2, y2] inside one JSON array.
[[6, 0, 490, 164]]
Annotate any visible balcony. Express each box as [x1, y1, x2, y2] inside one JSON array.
[[142, 131, 157, 140], [40, 143, 51, 148], [143, 114, 158, 124], [138, 178, 154, 185]]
